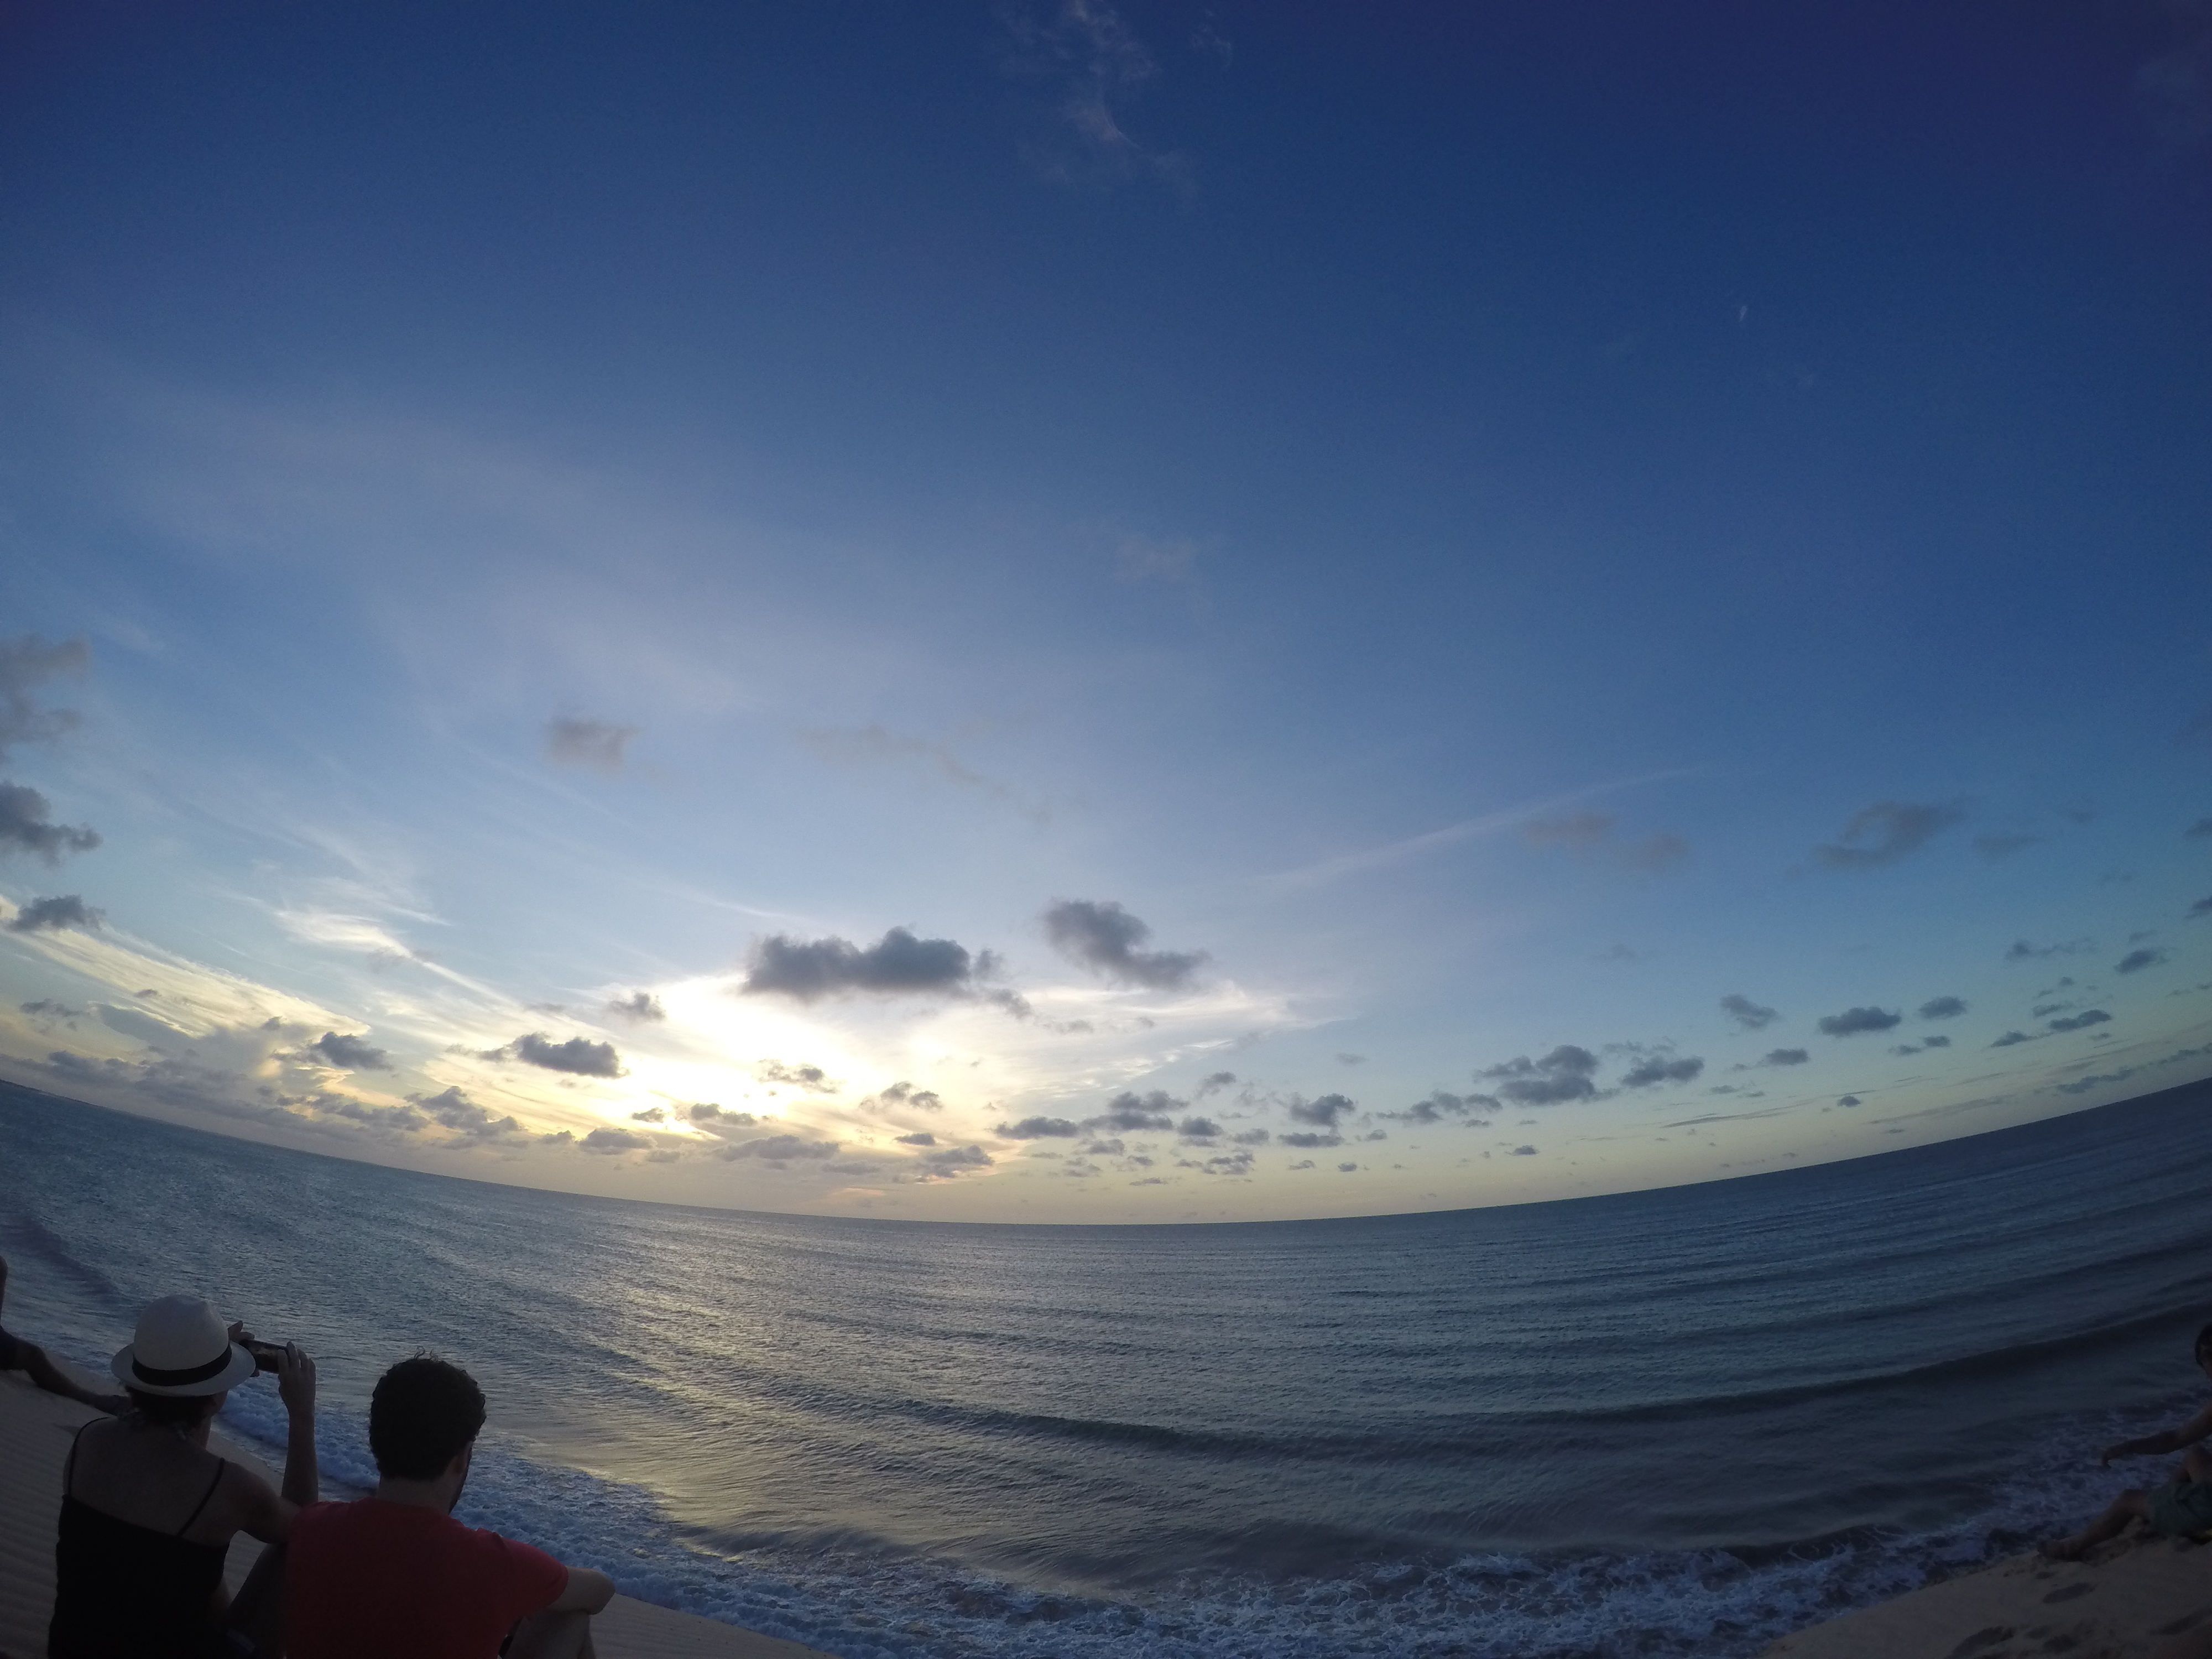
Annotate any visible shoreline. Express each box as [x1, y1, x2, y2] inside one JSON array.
[[0, 1366, 833, 1659]]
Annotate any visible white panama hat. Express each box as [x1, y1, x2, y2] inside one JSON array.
[[111, 1295, 257, 1396]]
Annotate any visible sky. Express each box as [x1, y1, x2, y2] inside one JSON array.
[[0, 0, 2208, 1223]]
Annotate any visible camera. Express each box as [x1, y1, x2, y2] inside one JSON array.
[[242, 1338, 287, 1374]]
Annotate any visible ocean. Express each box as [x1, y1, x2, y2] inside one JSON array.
[[4, 1077, 2211, 1658]]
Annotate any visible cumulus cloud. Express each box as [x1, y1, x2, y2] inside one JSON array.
[[1385, 1089, 1496, 1123], [1285, 1092, 1355, 1127], [755, 1059, 838, 1094], [1194, 1071, 1237, 1097], [2047, 1009, 2112, 1032], [7, 894, 103, 932], [1811, 800, 1965, 870], [719, 1134, 839, 1162], [1917, 996, 1968, 1020], [545, 716, 637, 772], [1817, 1006, 1902, 1037], [895, 1130, 936, 1146], [1479, 1046, 1599, 1105], [2192, 896, 2212, 920], [310, 1031, 392, 1071], [1041, 899, 1207, 990], [2188, 819, 2212, 840], [0, 782, 101, 864], [1177, 1116, 1221, 1139], [604, 990, 665, 1023], [1089, 1089, 1181, 1131], [488, 1032, 625, 1077], [2116, 948, 2168, 974], [1720, 995, 1779, 1030], [630, 1107, 666, 1123], [410, 1087, 523, 1139], [861, 1080, 944, 1112], [688, 1103, 760, 1128], [1281, 1130, 1341, 1149], [1762, 1048, 1810, 1067], [997, 1115, 1082, 1139], [580, 1126, 655, 1155], [1990, 1030, 2032, 1048], [1836, 1095, 1861, 1108], [2007, 937, 2091, 960], [1619, 1055, 1705, 1088], [912, 1143, 993, 1178], [1511, 1145, 1537, 1156], [742, 927, 985, 1001]]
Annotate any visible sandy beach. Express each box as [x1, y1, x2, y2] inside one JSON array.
[[0, 1366, 833, 1659], [1757, 1533, 2212, 1659]]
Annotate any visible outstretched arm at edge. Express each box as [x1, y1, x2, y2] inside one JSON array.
[[547, 1567, 617, 1615], [2103, 1399, 2212, 1465]]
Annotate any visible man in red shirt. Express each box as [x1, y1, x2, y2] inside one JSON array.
[[287, 1354, 614, 1659]]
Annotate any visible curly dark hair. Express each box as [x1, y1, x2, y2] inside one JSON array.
[[368, 1352, 487, 1480]]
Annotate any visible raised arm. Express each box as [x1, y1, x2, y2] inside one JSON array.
[[276, 1343, 320, 1506], [2101, 1397, 2212, 1466]]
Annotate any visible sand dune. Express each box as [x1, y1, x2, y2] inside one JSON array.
[[0, 1368, 832, 1659]]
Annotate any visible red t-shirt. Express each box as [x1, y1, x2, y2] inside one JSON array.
[[286, 1498, 571, 1659]]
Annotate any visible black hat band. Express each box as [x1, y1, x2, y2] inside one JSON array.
[[131, 1349, 234, 1387]]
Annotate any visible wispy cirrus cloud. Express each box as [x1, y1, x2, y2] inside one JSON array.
[[1810, 800, 1965, 870]]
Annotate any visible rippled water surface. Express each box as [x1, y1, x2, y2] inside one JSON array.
[[6, 1078, 2212, 1657]]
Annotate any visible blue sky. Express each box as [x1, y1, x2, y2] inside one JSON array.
[[1, 0, 2208, 1220]]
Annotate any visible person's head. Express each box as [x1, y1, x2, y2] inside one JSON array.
[[109, 1295, 255, 1431], [369, 1353, 486, 1482]]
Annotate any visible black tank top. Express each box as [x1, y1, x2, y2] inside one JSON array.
[[48, 1423, 231, 1659]]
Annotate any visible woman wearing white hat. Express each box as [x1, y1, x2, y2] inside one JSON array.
[[47, 1293, 319, 1658]]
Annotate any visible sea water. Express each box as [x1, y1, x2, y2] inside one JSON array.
[[4, 1077, 2212, 1658]]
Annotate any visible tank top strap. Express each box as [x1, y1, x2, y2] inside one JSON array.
[[176, 1457, 228, 1536]]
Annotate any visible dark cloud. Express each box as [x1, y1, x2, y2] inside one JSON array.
[[604, 991, 666, 1023], [1811, 800, 1965, 870], [1479, 1046, 1599, 1105], [913, 1144, 993, 1178], [630, 1107, 666, 1123], [1511, 1145, 1537, 1156], [1335, 1052, 1366, 1066], [1762, 1048, 1810, 1067], [1082, 1138, 1125, 1155], [2192, 896, 2212, 920], [545, 716, 637, 773], [688, 1103, 760, 1126], [411, 1093, 522, 1141], [1817, 1006, 1902, 1037], [1990, 1030, 2032, 1047], [0, 635, 89, 760], [2117, 948, 2168, 974], [1337, 1161, 1359, 1172], [1619, 1056, 1704, 1089], [1286, 1092, 1355, 1127], [755, 1060, 838, 1094], [0, 782, 101, 864], [1917, 996, 1968, 1020], [2056, 1040, 2212, 1098], [581, 1126, 655, 1155], [1089, 1089, 1182, 1131], [1231, 1127, 1271, 1145], [2006, 937, 2090, 961], [1924, 1035, 1951, 1047], [719, 1134, 839, 1162], [1386, 1089, 1496, 1123], [1194, 1071, 1237, 1097], [1041, 899, 1207, 990], [997, 1115, 1082, 1138], [2048, 1009, 2112, 1032], [1281, 1131, 1342, 1149], [491, 1032, 625, 1077], [1720, 995, 1778, 1030], [895, 1131, 936, 1146], [1973, 832, 2042, 861], [1176, 1116, 1220, 1139], [742, 927, 983, 1001], [2188, 819, 2212, 840], [311, 1031, 392, 1071], [1836, 1095, 1861, 1108], [7, 894, 103, 932], [20, 999, 79, 1019], [863, 1081, 944, 1112]]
